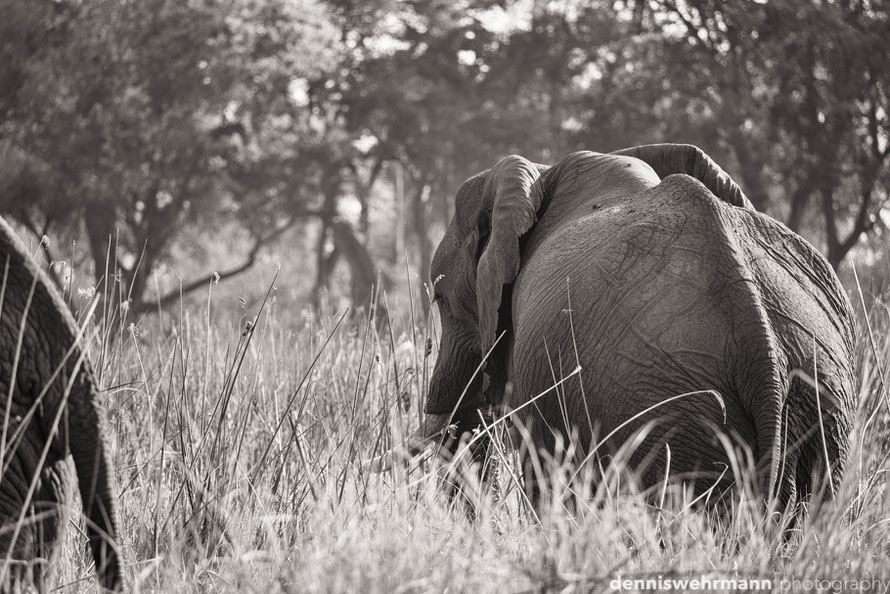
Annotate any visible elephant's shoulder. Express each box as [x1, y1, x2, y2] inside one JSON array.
[[643, 174, 749, 227], [653, 173, 747, 209], [645, 177, 854, 345]]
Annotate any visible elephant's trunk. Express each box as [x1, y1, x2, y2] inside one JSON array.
[[67, 377, 123, 591], [363, 413, 450, 472]]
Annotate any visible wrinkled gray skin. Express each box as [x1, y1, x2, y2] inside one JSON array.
[[407, 144, 856, 507], [0, 217, 122, 591]]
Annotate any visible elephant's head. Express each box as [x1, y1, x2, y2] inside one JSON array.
[[408, 155, 549, 447]]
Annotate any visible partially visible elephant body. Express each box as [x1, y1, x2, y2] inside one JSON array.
[[0, 217, 122, 591], [510, 153, 855, 501], [413, 145, 856, 509]]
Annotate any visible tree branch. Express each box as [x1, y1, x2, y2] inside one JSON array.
[[134, 217, 298, 314], [839, 189, 874, 258], [838, 159, 886, 258], [820, 186, 840, 257], [143, 246, 260, 313]]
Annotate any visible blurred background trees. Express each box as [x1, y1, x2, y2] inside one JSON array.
[[1, 0, 888, 318]]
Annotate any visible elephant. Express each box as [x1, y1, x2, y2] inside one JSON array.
[[380, 144, 857, 509], [0, 217, 122, 591]]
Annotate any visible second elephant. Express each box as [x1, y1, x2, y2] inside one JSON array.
[[0, 216, 122, 591]]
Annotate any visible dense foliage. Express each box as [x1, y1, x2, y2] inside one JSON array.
[[1, 0, 888, 312]]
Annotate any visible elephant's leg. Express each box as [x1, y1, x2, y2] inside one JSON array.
[[0, 458, 70, 594], [741, 209, 856, 505], [427, 408, 499, 520], [31, 458, 74, 591], [435, 433, 480, 520], [782, 375, 846, 502], [515, 422, 544, 514], [512, 413, 580, 515], [521, 453, 542, 515], [0, 439, 44, 590]]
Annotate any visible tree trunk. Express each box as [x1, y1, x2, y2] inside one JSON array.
[[822, 185, 844, 270], [123, 237, 157, 317], [82, 201, 119, 334], [312, 165, 342, 308], [83, 202, 117, 291], [391, 162, 406, 265], [409, 181, 432, 315], [312, 217, 333, 308], [331, 219, 379, 310], [785, 185, 811, 233], [728, 130, 771, 212]]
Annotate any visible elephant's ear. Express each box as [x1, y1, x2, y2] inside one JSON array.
[[611, 143, 754, 210], [476, 155, 545, 355]]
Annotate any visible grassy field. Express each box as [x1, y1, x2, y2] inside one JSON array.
[[46, 274, 890, 593]]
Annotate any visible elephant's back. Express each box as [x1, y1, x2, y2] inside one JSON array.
[[509, 175, 792, 490], [0, 215, 96, 428], [513, 174, 760, 360]]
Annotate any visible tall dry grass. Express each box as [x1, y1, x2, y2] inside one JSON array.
[[30, 269, 890, 592]]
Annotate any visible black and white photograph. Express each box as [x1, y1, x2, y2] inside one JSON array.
[[0, 0, 888, 591]]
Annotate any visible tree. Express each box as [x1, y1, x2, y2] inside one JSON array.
[[3, 0, 885, 320], [0, 0, 343, 313], [581, 0, 890, 268], [332, 0, 564, 307], [762, 0, 890, 266]]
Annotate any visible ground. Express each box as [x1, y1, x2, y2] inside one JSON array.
[[43, 276, 890, 593]]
